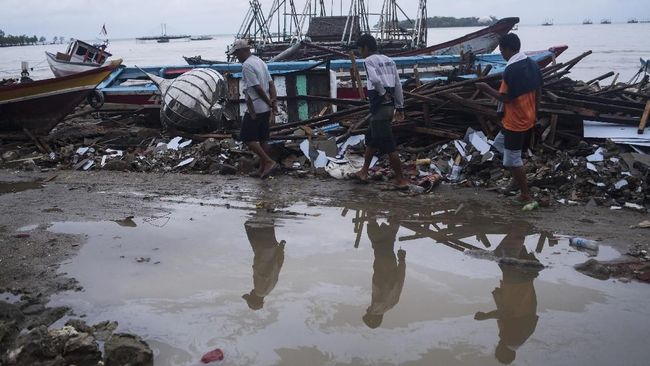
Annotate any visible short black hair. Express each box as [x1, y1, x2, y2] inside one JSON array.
[[356, 34, 377, 52], [499, 33, 521, 52]]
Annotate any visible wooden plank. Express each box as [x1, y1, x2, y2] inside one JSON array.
[[639, 100, 650, 134], [548, 114, 558, 143]]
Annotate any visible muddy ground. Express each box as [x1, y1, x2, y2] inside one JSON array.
[[0, 169, 649, 363]]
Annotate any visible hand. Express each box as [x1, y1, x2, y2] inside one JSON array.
[[271, 99, 279, 115], [397, 249, 406, 261], [474, 311, 488, 320], [249, 110, 257, 120], [383, 92, 392, 102], [476, 82, 490, 92], [393, 110, 405, 123]]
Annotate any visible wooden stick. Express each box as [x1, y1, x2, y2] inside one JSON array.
[[639, 100, 650, 135]]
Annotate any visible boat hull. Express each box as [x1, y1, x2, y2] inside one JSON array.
[[394, 17, 520, 57], [45, 52, 104, 78], [0, 60, 122, 134], [186, 18, 521, 64]]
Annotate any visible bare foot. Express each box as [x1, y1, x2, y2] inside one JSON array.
[[355, 170, 369, 182], [394, 178, 410, 188], [260, 161, 278, 178]]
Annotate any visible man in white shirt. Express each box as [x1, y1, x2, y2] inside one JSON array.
[[228, 39, 279, 178], [355, 34, 409, 190]]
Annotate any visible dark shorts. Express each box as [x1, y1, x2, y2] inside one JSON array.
[[365, 106, 396, 155], [503, 128, 530, 151], [240, 112, 271, 143]]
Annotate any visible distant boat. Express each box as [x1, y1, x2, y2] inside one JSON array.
[[583, 19, 593, 25], [190, 35, 213, 41], [137, 24, 189, 43], [0, 60, 121, 135], [628, 18, 639, 24], [45, 39, 112, 78], [601, 19, 612, 24], [542, 19, 554, 26]]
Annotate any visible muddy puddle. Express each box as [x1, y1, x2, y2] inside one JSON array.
[[47, 198, 650, 366], [0, 181, 43, 194]]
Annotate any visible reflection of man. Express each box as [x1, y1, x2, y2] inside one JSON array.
[[363, 217, 406, 329], [474, 224, 540, 364], [242, 216, 285, 311]]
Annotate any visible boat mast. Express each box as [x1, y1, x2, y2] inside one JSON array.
[[412, 0, 427, 48]]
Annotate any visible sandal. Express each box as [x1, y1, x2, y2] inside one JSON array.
[[509, 196, 533, 206]]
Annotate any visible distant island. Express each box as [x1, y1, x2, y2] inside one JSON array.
[[0, 29, 66, 47], [398, 16, 499, 29]]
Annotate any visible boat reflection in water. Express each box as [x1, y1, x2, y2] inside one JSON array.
[[242, 211, 286, 311]]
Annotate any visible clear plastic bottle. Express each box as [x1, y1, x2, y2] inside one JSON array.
[[522, 201, 540, 211], [569, 237, 599, 251]]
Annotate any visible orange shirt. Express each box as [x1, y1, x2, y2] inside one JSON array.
[[500, 81, 538, 132]]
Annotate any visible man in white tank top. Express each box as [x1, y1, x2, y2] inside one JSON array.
[[355, 34, 409, 190], [228, 39, 279, 178]]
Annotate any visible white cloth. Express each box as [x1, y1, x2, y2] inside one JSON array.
[[242, 55, 272, 114], [364, 54, 404, 109], [506, 51, 528, 67]]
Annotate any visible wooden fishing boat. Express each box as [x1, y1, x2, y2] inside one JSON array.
[[392, 17, 520, 57], [45, 39, 112, 78], [184, 17, 521, 65], [0, 59, 122, 134], [98, 45, 566, 113]]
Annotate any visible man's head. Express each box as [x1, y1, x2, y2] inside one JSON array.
[[498, 33, 521, 61], [242, 291, 264, 311], [362, 313, 384, 329], [356, 34, 378, 58], [228, 39, 252, 63]]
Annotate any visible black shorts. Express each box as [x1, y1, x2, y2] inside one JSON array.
[[503, 128, 530, 151], [240, 112, 271, 143], [365, 106, 396, 155]]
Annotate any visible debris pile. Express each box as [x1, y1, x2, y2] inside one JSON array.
[[0, 50, 648, 209]]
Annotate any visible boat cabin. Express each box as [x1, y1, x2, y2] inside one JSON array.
[[55, 40, 112, 65]]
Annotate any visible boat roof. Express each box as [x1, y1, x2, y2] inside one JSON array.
[[73, 39, 112, 57]]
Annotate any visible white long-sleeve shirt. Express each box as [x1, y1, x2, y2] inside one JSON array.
[[364, 54, 404, 109]]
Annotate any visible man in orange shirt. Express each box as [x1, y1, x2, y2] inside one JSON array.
[[477, 33, 543, 204]]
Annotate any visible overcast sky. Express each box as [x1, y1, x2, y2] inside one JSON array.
[[0, 0, 648, 39]]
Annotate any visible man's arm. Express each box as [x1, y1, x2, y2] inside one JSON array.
[[253, 84, 273, 109], [268, 80, 278, 114], [476, 82, 511, 103], [392, 69, 405, 122]]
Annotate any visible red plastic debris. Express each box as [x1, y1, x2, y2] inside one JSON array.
[[201, 348, 224, 363]]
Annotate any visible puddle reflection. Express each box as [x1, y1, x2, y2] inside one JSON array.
[[46, 201, 647, 366], [243, 211, 286, 311]]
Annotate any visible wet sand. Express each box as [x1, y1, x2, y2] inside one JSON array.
[[1, 169, 649, 365]]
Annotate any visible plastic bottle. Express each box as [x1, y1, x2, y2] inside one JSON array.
[[569, 237, 599, 251], [522, 201, 540, 211]]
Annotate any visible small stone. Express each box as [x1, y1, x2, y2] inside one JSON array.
[[105, 333, 153, 366], [2, 150, 19, 161], [103, 159, 131, 171]]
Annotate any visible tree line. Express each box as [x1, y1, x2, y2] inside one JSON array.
[[0, 30, 67, 47]]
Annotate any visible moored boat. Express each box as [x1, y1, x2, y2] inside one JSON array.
[[184, 17, 520, 65], [0, 60, 122, 134], [45, 39, 112, 78], [389, 17, 520, 57], [98, 45, 567, 113]]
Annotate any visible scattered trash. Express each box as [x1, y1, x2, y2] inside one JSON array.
[[522, 201, 540, 211], [569, 237, 599, 252], [201, 348, 224, 364]]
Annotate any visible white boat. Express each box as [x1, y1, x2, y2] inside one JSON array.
[[45, 39, 112, 78]]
